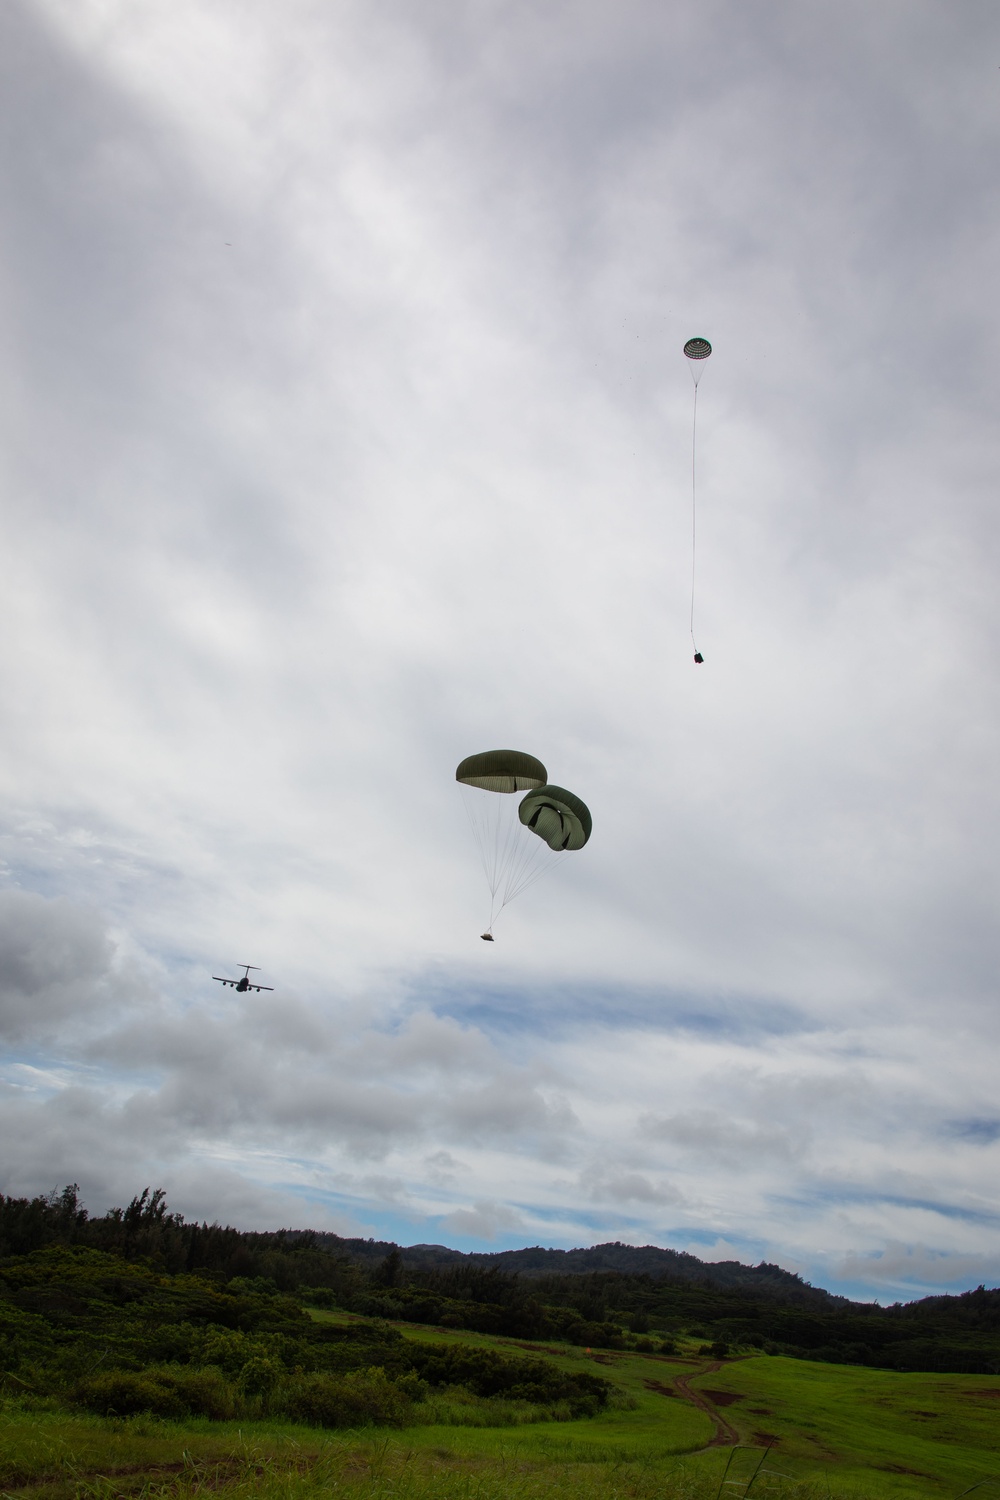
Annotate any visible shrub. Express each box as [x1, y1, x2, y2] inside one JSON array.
[[76, 1370, 182, 1419], [169, 1366, 237, 1418], [406, 1343, 611, 1417], [281, 1366, 413, 1429], [239, 1355, 281, 1402], [300, 1287, 338, 1308], [75, 1365, 236, 1419], [227, 1276, 279, 1298], [75, 1370, 186, 1419]]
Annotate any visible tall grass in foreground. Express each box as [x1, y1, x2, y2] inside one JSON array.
[[52, 1431, 876, 1500]]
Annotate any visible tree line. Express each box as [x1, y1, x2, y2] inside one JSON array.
[[2, 1185, 997, 1373]]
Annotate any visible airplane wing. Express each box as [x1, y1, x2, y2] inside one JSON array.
[[250, 984, 275, 992], [212, 976, 234, 986]]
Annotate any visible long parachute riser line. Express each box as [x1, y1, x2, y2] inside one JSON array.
[[682, 336, 712, 664], [690, 378, 700, 662]]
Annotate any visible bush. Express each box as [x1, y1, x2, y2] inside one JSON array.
[[281, 1366, 414, 1429], [74, 1365, 236, 1420], [226, 1276, 279, 1298], [76, 1370, 187, 1419], [300, 1287, 338, 1309], [405, 1344, 611, 1419], [170, 1366, 237, 1418], [238, 1356, 281, 1402]]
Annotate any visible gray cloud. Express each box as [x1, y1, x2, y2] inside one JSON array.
[[578, 1164, 684, 1208], [836, 1242, 1000, 1294], [638, 1109, 803, 1169], [441, 1201, 528, 1241], [0, 890, 149, 1042]]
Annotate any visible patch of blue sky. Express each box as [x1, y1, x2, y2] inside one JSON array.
[[822, 1260, 1000, 1305], [514, 1205, 650, 1237], [945, 1117, 1000, 1144], [816, 1272, 909, 1304], [271, 1181, 528, 1252], [0, 1053, 106, 1097], [670, 1226, 777, 1263], [409, 971, 813, 1045], [771, 1186, 1000, 1228]]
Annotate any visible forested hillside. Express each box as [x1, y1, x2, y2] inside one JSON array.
[[309, 1233, 846, 1304], [2, 1186, 998, 1375], [0, 1243, 610, 1426]]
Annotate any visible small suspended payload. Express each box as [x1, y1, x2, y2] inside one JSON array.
[[683, 336, 712, 664], [456, 750, 591, 940]]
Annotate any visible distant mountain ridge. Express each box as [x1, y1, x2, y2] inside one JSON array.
[[304, 1233, 849, 1307]]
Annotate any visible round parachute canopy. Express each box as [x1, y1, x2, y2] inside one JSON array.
[[518, 785, 592, 851], [683, 337, 712, 360], [456, 749, 547, 794]]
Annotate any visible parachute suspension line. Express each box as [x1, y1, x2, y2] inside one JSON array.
[[461, 788, 507, 931], [690, 377, 699, 661], [682, 336, 710, 664], [459, 787, 556, 934]]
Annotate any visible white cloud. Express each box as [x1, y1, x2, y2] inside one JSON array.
[[441, 1201, 528, 1241]]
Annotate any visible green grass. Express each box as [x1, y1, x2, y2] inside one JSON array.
[[0, 1410, 830, 1500], [3, 1309, 999, 1500], [686, 1353, 1000, 1497], [300, 1309, 1000, 1493]]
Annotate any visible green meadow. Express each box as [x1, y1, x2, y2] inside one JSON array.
[[4, 1306, 998, 1500]]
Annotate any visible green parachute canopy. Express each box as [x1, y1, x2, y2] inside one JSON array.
[[456, 754, 590, 937], [518, 785, 592, 852], [456, 749, 547, 794]]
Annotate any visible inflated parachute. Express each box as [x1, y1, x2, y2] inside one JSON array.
[[456, 749, 547, 794], [518, 785, 592, 851], [683, 336, 712, 664], [456, 751, 590, 939]]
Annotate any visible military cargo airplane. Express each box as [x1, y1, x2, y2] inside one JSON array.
[[212, 964, 274, 993]]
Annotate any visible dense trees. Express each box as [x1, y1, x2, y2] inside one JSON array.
[[0, 1243, 612, 1425], [2, 1186, 998, 1374]]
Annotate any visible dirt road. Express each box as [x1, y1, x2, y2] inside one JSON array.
[[670, 1360, 741, 1447]]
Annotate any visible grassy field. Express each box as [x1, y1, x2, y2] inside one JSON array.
[[3, 1306, 999, 1500], [686, 1353, 1000, 1496]]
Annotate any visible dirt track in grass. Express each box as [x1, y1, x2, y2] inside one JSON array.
[[671, 1361, 741, 1448]]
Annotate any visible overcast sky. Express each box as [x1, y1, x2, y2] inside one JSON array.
[[2, 0, 999, 1303]]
